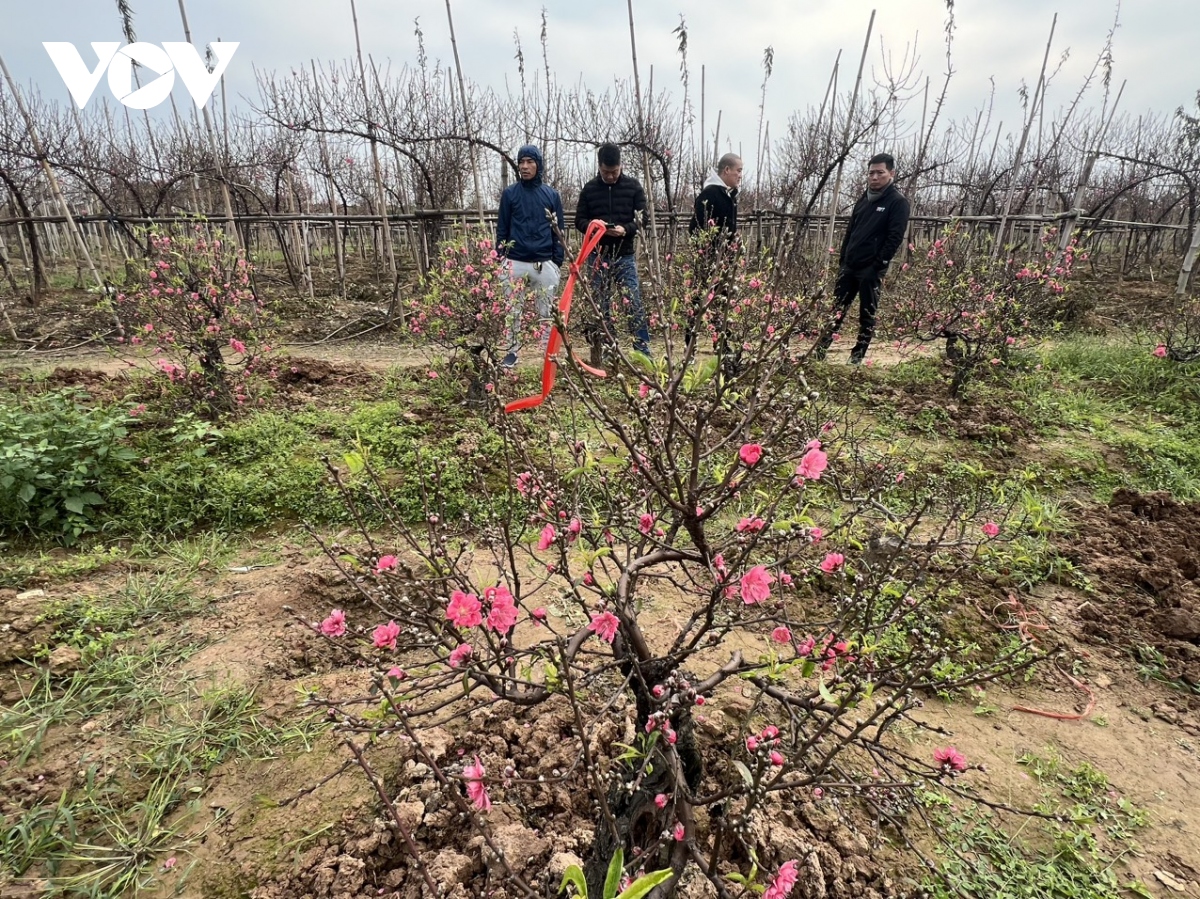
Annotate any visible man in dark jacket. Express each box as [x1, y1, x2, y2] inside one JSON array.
[[814, 152, 910, 364], [497, 144, 565, 368], [689, 153, 742, 237], [686, 153, 742, 361], [575, 142, 649, 355]]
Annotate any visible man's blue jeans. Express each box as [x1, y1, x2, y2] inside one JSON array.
[[590, 254, 650, 353]]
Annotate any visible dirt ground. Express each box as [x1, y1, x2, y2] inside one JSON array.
[[3, 511, 1199, 898]]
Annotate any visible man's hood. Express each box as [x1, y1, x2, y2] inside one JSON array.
[[517, 144, 544, 184], [703, 169, 736, 194]]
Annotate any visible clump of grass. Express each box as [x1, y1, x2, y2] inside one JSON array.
[[923, 751, 1149, 899], [0, 561, 325, 894]]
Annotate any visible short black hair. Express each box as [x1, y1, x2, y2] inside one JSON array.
[[598, 142, 621, 167], [869, 152, 896, 171]]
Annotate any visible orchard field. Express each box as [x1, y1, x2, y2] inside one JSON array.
[[1, 233, 1199, 899], [3, 3, 1200, 894]]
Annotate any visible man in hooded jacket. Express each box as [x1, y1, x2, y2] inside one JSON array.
[[497, 144, 566, 368], [686, 153, 742, 362], [690, 153, 742, 238]]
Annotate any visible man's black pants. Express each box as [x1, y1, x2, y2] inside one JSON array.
[[815, 266, 881, 361]]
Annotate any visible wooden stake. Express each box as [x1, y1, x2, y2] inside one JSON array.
[[445, 0, 485, 222], [993, 14, 1056, 258], [824, 10, 875, 264]]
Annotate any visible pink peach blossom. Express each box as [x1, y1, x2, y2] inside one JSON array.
[[819, 553, 845, 574], [588, 610, 621, 644], [320, 609, 346, 637], [796, 447, 828, 480], [739, 566, 775, 604], [739, 443, 763, 466], [763, 860, 800, 899], [485, 585, 518, 633], [446, 590, 483, 628], [934, 746, 968, 772], [462, 756, 492, 811], [372, 620, 401, 650], [448, 643, 473, 668]]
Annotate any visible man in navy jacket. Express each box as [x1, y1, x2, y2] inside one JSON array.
[[497, 144, 565, 368], [575, 143, 650, 355], [814, 153, 910, 365]]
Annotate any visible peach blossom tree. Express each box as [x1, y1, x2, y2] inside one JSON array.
[[299, 253, 1034, 896]]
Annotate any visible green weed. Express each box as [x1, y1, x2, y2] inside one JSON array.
[[0, 389, 137, 543]]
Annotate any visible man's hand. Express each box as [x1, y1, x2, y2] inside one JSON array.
[[606, 224, 627, 237]]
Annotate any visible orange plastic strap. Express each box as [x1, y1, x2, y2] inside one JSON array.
[[505, 219, 610, 413]]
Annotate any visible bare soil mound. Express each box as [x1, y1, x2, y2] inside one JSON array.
[[1063, 489, 1200, 691]]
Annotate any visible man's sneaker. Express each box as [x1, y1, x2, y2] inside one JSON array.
[[500, 352, 518, 370], [633, 343, 651, 357], [849, 350, 866, 365]]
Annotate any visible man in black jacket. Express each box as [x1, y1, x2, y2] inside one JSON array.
[[814, 152, 910, 364], [689, 153, 742, 237], [686, 153, 743, 360], [575, 143, 650, 355]]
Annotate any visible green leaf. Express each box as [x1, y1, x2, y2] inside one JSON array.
[[63, 495, 86, 515], [558, 864, 588, 898], [818, 680, 838, 705], [344, 451, 366, 475], [734, 760, 755, 789], [683, 357, 719, 393], [17, 482, 36, 504], [615, 869, 674, 899], [604, 848, 624, 899]]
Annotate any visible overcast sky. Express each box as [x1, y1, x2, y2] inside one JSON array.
[[2, 0, 1194, 172]]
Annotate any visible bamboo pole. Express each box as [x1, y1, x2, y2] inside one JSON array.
[[993, 14, 1056, 258], [444, 0, 485, 222], [824, 9, 875, 263], [310, 60, 346, 297], [625, 0, 661, 279], [1057, 80, 1125, 264], [699, 64, 706, 183], [175, 0, 239, 248], [711, 110, 722, 168], [348, 0, 399, 306], [753, 46, 773, 211], [1178, 220, 1200, 295]]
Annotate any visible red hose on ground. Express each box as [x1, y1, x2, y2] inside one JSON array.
[[1012, 666, 1097, 721], [980, 594, 1096, 721], [505, 219, 610, 413]]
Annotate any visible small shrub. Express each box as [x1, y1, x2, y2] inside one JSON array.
[[0, 390, 136, 543], [889, 225, 1081, 396], [112, 223, 275, 416]]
